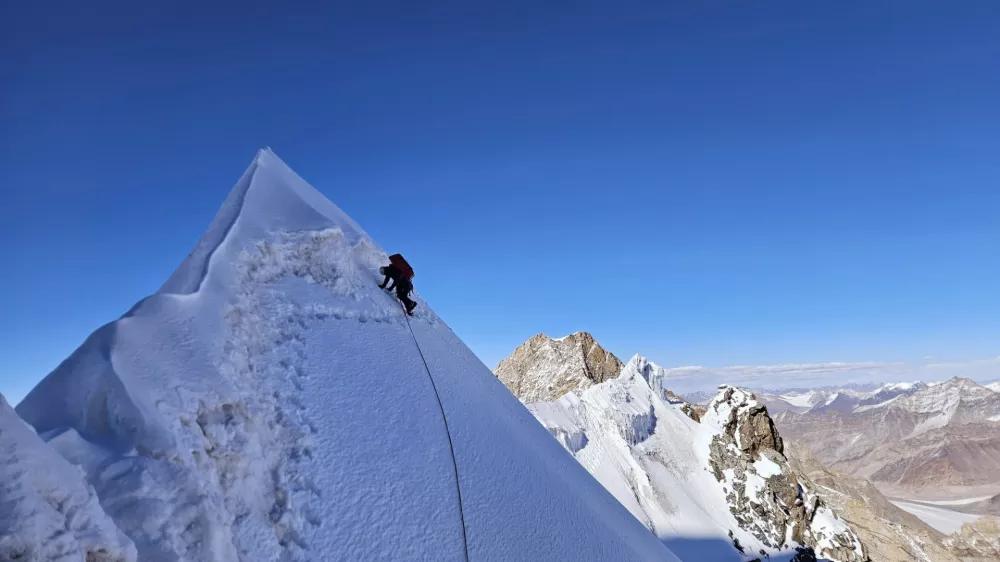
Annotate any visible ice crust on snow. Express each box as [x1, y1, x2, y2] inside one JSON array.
[[13, 150, 677, 561], [1, 394, 137, 562]]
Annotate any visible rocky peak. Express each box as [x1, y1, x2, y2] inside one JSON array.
[[704, 385, 784, 457], [702, 385, 865, 561], [494, 331, 623, 402]]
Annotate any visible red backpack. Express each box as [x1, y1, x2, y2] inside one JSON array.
[[389, 254, 414, 279]]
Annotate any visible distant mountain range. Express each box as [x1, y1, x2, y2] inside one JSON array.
[[495, 333, 1000, 562], [773, 377, 1000, 498], [683, 381, 930, 414]]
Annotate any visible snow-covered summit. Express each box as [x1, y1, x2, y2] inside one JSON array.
[[894, 377, 998, 421], [494, 331, 624, 402], [11, 150, 676, 561], [528, 357, 866, 562]]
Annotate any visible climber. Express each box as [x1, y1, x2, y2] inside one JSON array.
[[394, 275, 418, 315], [378, 263, 402, 290], [378, 253, 417, 315]]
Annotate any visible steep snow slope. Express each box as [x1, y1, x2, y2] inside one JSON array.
[[1, 394, 136, 562], [528, 356, 865, 562], [15, 149, 677, 561]]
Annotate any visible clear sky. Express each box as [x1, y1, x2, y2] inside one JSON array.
[[3, 2, 999, 402]]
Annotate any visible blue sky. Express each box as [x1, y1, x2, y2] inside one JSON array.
[[3, 2, 999, 402]]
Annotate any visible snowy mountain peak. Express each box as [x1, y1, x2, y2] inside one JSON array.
[[622, 354, 672, 397], [494, 331, 623, 402], [159, 148, 369, 296], [9, 151, 677, 561], [901, 376, 996, 415], [529, 371, 866, 561]]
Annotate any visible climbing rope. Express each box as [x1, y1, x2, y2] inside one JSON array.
[[402, 305, 472, 562]]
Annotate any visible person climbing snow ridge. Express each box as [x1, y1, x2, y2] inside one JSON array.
[[379, 253, 418, 315]]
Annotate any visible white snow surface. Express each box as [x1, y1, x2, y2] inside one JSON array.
[[889, 501, 983, 534], [1, 394, 137, 562], [987, 381, 1000, 393], [910, 495, 996, 506], [754, 455, 783, 478], [780, 391, 821, 409], [13, 149, 677, 561], [876, 382, 920, 392], [529, 358, 856, 561]]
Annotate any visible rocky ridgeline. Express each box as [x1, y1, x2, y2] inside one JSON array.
[[494, 332, 623, 403], [703, 386, 867, 562], [943, 518, 1000, 561]]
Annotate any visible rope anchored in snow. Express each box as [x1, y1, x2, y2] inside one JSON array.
[[401, 306, 471, 562]]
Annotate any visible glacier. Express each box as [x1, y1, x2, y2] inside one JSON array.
[[7, 149, 679, 561]]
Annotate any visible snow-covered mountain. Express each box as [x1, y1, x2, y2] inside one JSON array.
[[775, 377, 1000, 496], [528, 355, 867, 562], [987, 381, 1000, 393], [855, 382, 928, 409], [494, 331, 623, 402], [765, 383, 926, 415], [680, 390, 717, 406], [685, 383, 927, 417], [5, 150, 680, 561]]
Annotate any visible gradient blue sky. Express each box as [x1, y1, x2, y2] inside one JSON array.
[[3, 2, 999, 402]]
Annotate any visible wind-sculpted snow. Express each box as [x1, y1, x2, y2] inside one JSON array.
[[0, 394, 137, 562], [14, 149, 676, 561]]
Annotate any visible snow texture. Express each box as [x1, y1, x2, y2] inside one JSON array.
[[0, 394, 137, 562], [13, 149, 677, 561]]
